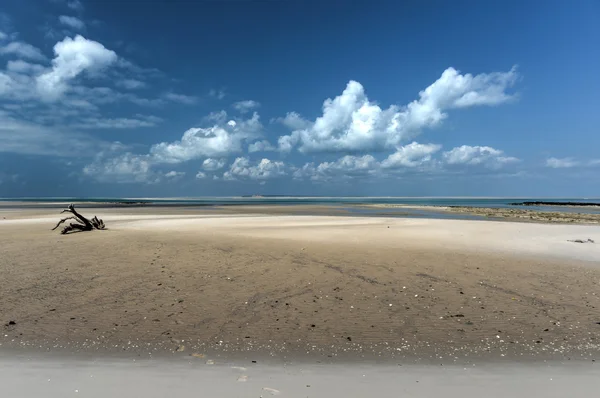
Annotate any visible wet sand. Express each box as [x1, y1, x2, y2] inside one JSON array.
[[2, 354, 599, 398], [360, 204, 600, 224], [1, 207, 599, 362]]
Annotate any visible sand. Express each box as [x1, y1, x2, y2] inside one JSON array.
[[360, 204, 600, 224], [1, 207, 600, 362], [2, 355, 599, 398]]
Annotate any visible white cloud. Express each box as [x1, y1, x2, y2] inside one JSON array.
[[278, 67, 517, 153], [294, 155, 379, 181], [224, 157, 286, 180], [36, 35, 117, 101], [444, 145, 518, 169], [150, 112, 262, 163], [58, 85, 162, 107], [545, 157, 580, 168], [274, 111, 312, 131], [115, 58, 162, 78], [292, 163, 317, 180], [67, 0, 84, 11], [6, 59, 45, 74], [0, 110, 109, 157], [116, 78, 146, 90], [163, 92, 197, 105], [248, 140, 275, 153], [195, 171, 207, 179], [209, 88, 226, 99], [164, 170, 185, 180], [83, 152, 156, 184], [202, 110, 228, 124], [589, 159, 600, 166], [0, 31, 7, 41], [232, 100, 260, 113], [319, 155, 378, 173], [59, 15, 85, 30], [202, 158, 226, 171], [71, 115, 162, 129], [381, 142, 441, 168], [81, 114, 264, 183], [0, 41, 46, 61]]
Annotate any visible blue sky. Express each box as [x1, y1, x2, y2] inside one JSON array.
[[0, 0, 599, 197]]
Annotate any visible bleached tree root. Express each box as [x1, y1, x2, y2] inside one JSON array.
[[52, 204, 106, 234]]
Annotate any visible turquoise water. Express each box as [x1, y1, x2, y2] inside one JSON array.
[[1, 197, 600, 214]]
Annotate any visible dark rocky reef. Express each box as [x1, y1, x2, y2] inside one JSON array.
[[510, 201, 600, 207]]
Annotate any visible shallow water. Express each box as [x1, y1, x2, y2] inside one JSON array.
[[341, 206, 489, 220], [3, 196, 600, 215]]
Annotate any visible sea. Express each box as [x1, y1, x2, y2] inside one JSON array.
[[2, 197, 600, 217]]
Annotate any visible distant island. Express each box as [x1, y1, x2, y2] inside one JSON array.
[[510, 201, 600, 207]]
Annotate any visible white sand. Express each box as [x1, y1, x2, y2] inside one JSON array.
[[118, 215, 600, 264], [3, 212, 600, 263]]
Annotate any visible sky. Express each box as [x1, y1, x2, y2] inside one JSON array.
[[0, 0, 599, 198]]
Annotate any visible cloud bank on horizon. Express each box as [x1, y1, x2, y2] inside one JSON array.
[[0, 0, 597, 196]]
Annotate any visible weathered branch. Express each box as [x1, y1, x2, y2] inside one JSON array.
[[51, 216, 77, 231], [60, 222, 89, 235], [52, 204, 106, 234]]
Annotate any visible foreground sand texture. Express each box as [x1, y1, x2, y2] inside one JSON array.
[[3, 356, 599, 398], [1, 207, 599, 361]]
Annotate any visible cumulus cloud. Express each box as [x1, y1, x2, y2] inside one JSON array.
[[202, 158, 226, 171], [6, 59, 45, 74], [164, 170, 185, 180], [291, 143, 518, 181], [275, 111, 312, 131], [0, 41, 46, 61], [83, 152, 155, 183], [195, 171, 207, 179], [36, 35, 117, 101], [82, 114, 265, 183], [294, 155, 378, 181], [443, 145, 518, 169], [150, 112, 262, 163], [116, 78, 146, 90], [232, 100, 260, 113], [248, 140, 276, 153], [59, 15, 85, 30], [163, 92, 197, 105], [278, 67, 518, 153], [224, 157, 286, 180], [545, 157, 580, 168], [381, 142, 441, 168]]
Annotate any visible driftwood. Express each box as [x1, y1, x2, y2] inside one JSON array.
[[52, 204, 106, 234]]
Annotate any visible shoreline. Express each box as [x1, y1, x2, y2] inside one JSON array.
[[510, 201, 600, 208], [359, 204, 600, 224], [2, 200, 600, 225]]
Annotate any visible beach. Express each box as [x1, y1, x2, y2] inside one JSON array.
[[1, 205, 599, 362], [3, 355, 599, 398]]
